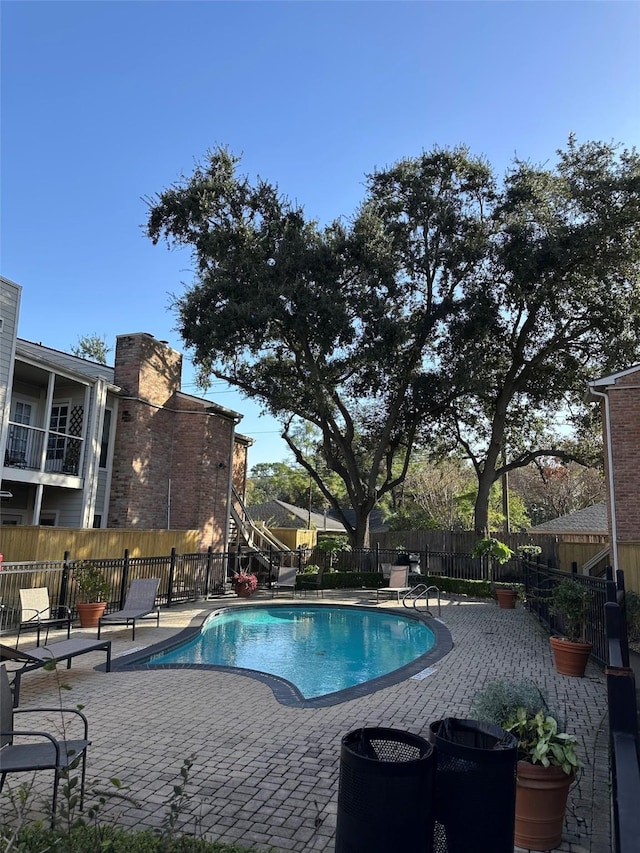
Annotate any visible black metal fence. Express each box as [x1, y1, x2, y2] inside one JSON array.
[[604, 570, 640, 853], [521, 557, 609, 666], [0, 548, 227, 635], [305, 544, 520, 582]]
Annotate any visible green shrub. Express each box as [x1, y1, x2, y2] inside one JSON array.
[[471, 678, 563, 729], [626, 590, 640, 646]]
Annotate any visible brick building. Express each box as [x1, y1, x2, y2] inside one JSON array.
[[108, 333, 251, 550], [1, 277, 251, 551], [589, 365, 640, 592]]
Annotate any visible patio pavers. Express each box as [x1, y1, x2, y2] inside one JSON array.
[[3, 590, 610, 852]]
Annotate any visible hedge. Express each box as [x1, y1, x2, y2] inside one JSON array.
[[295, 571, 495, 599]]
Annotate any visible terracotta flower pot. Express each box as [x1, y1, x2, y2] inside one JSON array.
[[77, 601, 107, 628], [495, 588, 517, 609], [233, 583, 254, 599], [515, 760, 574, 851], [549, 635, 592, 677]]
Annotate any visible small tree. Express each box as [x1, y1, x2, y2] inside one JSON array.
[[70, 333, 111, 364]]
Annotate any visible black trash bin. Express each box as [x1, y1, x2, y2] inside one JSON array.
[[335, 727, 435, 853], [428, 718, 518, 853]]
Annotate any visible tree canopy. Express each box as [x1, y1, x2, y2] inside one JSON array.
[[433, 136, 640, 532], [70, 333, 111, 364], [147, 138, 640, 543], [147, 145, 492, 545]]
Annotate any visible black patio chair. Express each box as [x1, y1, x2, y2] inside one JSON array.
[[98, 577, 160, 640], [0, 638, 112, 706], [0, 664, 91, 828]]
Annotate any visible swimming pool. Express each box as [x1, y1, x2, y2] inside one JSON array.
[[113, 603, 453, 707]]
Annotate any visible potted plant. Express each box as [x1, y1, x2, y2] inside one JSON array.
[[548, 578, 592, 676], [472, 537, 515, 605], [73, 561, 110, 627], [491, 581, 523, 609], [231, 570, 258, 598], [472, 678, 580, 851]]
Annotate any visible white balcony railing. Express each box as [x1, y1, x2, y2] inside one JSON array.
[[4, 422, 83, 476]]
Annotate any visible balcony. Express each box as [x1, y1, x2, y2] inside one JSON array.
[[4, 423, 83, 476]]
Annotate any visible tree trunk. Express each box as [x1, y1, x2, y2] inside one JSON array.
[[474, 469, 494, 537], [352, 508, 372, 549]]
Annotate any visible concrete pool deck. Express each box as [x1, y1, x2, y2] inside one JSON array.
[[3, 590, 611, 852]]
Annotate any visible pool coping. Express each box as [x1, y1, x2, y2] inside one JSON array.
[[104, 601, 454, 708]]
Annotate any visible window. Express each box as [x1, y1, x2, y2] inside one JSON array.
[[47, 403, 69, 463], [99, 409, 112, 468]]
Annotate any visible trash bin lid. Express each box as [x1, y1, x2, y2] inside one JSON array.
[[343, 727, 433, 762]]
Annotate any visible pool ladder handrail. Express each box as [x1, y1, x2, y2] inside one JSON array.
[[402, 583, 441, 617]]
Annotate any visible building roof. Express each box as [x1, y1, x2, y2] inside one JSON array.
[[529, 503, 608, 535], [16, 337, 245, 422], [248, 500, 347, 533], [325, 507, 389, 533], [589, 363, 640, 389], [17, 338, 116, 384]]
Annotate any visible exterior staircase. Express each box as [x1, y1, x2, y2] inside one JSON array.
[[229, 486, 298, 570]]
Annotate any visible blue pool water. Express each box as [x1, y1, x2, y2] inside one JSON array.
[[147, 605, 435, 699]]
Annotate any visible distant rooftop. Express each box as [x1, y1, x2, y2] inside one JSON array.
[[248, 500, 346, 533], [529, 503, 608, 535]]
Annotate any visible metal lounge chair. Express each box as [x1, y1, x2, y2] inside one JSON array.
[[97, 577, 160, 640], [0, 638, 112, 706], [271, 563, 298, 597], [376, 565, 412, 604], [18, 587, 72, 647], [0, 664, 90, 828]]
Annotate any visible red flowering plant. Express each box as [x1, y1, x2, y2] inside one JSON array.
[[231, 570, 258, 592]]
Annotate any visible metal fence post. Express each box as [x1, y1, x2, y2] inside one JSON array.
[[167, 547, 176, 607], [205, 546, 213, 598], [119, 550, 130, 609], [59, 550, 71, 613]]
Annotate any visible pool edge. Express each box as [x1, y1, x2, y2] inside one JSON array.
[[102, 602, 454, 708]]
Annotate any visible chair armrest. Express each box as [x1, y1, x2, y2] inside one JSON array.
[[0, 729, 62, 762], [20, 608, 41, 622], [14, 707, 89, 739], [49, 606, 73, 619]]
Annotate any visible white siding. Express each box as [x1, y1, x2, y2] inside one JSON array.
[[0, 277, 22, 471]]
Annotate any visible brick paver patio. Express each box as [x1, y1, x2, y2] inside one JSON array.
[[4, 591, 611, 852]]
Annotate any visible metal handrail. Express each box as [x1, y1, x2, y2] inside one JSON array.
[[402, 583, 441, 617]]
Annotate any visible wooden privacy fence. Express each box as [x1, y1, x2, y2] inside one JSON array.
[[0, 527, 201, 562]]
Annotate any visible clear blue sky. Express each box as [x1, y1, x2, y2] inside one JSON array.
[[2, 1, 639, 469]]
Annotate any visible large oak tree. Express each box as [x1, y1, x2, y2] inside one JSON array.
[[147, 146, 493, 546], [434, 138, 640, 533], [147, 138, 640, 543]]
